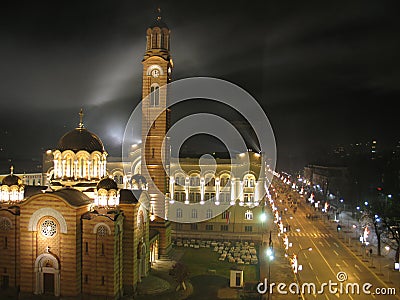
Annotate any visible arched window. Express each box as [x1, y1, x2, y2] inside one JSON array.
[[150, 85, 160, 107], [191, 209, 197, 219], [97, 225, 109, 237], [206, 209, 213, 219], [205, 175, 214, 186], [190, 175, 200, 187], [176, 208, 183, 219]]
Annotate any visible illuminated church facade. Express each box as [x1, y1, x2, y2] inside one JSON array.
[[0, 111, 151, 299]]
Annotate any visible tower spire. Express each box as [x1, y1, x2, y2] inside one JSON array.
[[78, 108, 84, 128]]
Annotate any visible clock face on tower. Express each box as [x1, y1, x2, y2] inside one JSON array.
[[151, 69, 160, 78]]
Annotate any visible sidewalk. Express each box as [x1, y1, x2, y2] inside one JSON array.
[[321, 210, 400, 290]]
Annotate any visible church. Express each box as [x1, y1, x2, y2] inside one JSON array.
[[0, 11, 271, 300], [0, 107, 152, 299]]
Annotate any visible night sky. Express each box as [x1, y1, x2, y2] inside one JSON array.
[[1, 0, 399, 173]]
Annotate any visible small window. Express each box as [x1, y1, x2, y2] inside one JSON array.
[[205, 224, 213, 231], [176, 223, 183, 230], [152, 148, 155, 158], [101, 243, 105, 256], [245, 226, 252, 232], [85, 242, 88, 254], [191, 209, 198, 219], [84, 274, 88, 284], [4, 237, 7, 249], [206, 209, 213, 219], [101, 276, 105, 286], [221, 225, 228, 231], [245, 210, 253, 220], [176, 208, 183, 219], [190, 223, 198, 230]]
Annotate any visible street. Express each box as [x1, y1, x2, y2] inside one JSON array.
[[263, 180, 400, 300]]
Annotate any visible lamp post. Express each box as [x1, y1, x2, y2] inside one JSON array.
[[260, 208, 267, 243], [266, 231, 274, 300]]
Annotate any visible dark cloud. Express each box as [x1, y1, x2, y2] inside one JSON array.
[[0, 0, 399, 173]]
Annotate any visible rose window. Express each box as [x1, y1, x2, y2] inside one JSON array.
[[0, 218, 11, 231], [41, 220, 57, 237]]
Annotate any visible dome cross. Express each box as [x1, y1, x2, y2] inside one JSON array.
[[79, 108, 84, 128]]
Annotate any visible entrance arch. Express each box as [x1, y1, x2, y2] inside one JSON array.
[[34, 253, 60, 296]]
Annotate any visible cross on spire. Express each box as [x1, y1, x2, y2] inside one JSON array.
[[157, 7, 162, 21], [78, 108, 84, 128], [45, 246, 51, 253], [10, 165, 14, 175]]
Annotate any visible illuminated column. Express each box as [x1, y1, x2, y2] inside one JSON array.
[[200, 177, 205, 205], [184, 177, 189, 204], [103, 159, 107, 178], [239, 180, 244, 206], [215, 178, 220, 205], [230, 178, 235, 205], [83, 160, 87, 178], [74, 160, 78, 180], [169, 176, 174, 200]]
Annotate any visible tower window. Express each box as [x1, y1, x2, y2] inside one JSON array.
[[85, 242, 88, 254], [152, 148, 155, 158], [150, 85, 160, 107], [245, 210, 253, 220]]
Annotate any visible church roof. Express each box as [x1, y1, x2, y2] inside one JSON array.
[[57, 109, 105, 153], [2, 174, 22, 186], [24, 185, 48, 198], [52, 188, 92, 207], [58, 127, 104, 153], [97, 177, 118, 190]]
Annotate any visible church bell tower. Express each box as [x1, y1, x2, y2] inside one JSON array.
[[141, 9, 173, 255]]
